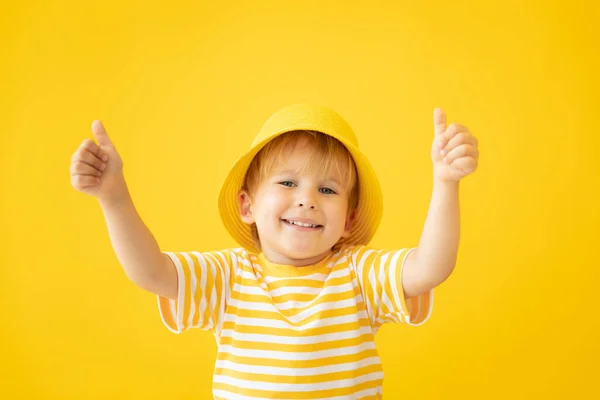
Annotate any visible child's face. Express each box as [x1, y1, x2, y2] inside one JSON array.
[[240, 137, 354, 266]]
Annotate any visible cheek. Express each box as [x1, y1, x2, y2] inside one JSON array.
[[324, 202, 348, 223], [257, 190, 289, 215]]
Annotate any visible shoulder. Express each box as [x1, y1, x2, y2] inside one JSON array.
[[199, 247, 257, 258], [335, 244, 377, 260], [332, 244, 373, 266], [191, 247, 259, 271], [336, 244, 411, 271]]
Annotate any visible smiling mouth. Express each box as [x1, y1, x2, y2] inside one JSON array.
[[281, 219, 323, 229]]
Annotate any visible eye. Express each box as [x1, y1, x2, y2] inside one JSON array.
[[278, 181, 296, 187], [319, 187, 337, 195]]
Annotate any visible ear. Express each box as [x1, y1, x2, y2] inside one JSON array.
[[341, 209, 357, 238], [238, 190, 255, 224]]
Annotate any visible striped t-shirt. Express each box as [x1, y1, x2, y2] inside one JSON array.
[[157, 245, 434, 399]]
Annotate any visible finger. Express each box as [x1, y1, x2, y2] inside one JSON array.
[[70, 161, 103, 177], [432, 134, 447, 161], [442, 133, 478, 155], [78, 138, 108, 161], [71, 139, 107, 165], [442, 123, 470, 142], [91, 120, 114, 148], [443, 144, 479, 165], [450, 156, 478, 173], [433, 108, 446, 136], [71, 174, 100, 189], [73, 147, 107, 172]]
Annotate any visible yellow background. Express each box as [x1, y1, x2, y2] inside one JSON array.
[[2, 0, 598, 398]]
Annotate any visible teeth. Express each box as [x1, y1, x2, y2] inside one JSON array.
[[287, 220, 318, 228]]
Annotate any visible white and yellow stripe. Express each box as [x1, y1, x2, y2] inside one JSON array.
[[158, 245, 433, 399]]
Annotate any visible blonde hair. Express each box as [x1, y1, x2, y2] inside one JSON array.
[[242, 130, 359, 248]]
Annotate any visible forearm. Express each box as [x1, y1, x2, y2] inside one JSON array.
[[99, 187, 169, 293], [414, 179, 460, 287]]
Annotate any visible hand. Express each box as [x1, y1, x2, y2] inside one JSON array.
[[431, 108, 479, 182], [70, 120, 128, 204]]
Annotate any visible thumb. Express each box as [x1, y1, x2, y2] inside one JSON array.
[[91, 120, 114, 147], [433, 108, 447, 136]]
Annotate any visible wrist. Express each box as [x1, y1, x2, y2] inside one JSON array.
[[433, 177, 460, 190], [98, 184, 132, 211]]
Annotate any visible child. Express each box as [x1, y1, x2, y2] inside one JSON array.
[[70, 103, 479, 399]]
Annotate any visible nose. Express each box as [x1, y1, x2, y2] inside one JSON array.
[[298, 202, 315, 209], [296, 190, 317, 210]]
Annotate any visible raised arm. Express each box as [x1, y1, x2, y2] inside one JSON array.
[[402, 109, 479, 298], [70, 120, 177, 299]]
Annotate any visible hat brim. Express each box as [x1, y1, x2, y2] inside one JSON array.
[[218, 122, 383, 254]]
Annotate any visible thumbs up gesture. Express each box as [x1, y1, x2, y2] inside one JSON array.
[[70, 120, 128, 204], [431, 108, 479, 182]]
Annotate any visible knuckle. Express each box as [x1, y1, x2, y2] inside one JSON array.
[[75, 162, 87, 173], [445, 126, 458, 139], [82, 138, 95, 149], [450, 146, 462, 158], [76, 148, 87, 161], [72, 175, 82, 187]]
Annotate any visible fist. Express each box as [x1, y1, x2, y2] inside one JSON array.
[[70, 120, 127, 203], [431, 108, 479, 182]]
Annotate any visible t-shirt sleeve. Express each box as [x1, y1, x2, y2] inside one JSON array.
[[157, 249, 237, 334], [350, 246, 434, 328]]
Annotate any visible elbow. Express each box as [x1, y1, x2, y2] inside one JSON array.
[[124, 255, 178, 300], [125, 270, 156, 293], [427, 261, 456, 289]]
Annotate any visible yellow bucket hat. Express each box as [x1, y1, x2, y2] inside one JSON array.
[[218, 103, 383, 254]]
